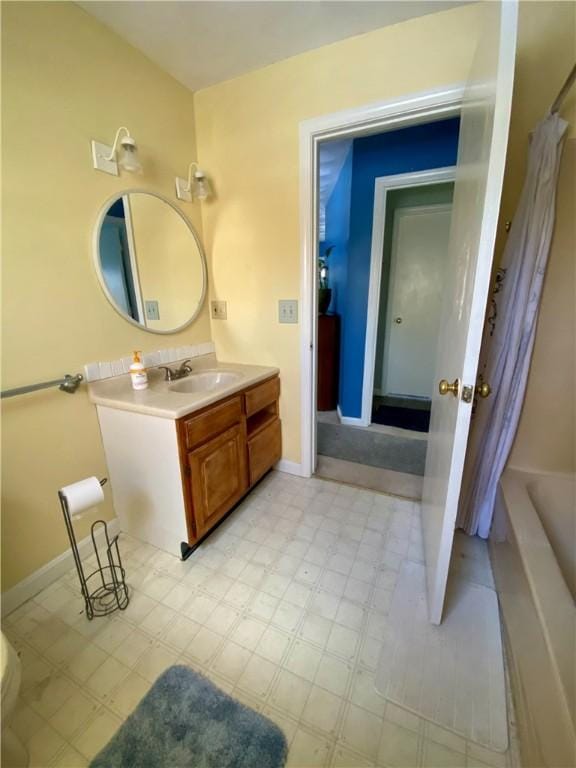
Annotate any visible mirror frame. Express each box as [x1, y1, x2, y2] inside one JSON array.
[[92, 189, 208, 335]]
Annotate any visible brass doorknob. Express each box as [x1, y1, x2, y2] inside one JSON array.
[[477, 381, 491, 398], [439, 378, 459, 397]]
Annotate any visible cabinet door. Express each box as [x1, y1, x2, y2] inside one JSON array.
[[248, 418, 282, 486], [188, 424, 248, 538]]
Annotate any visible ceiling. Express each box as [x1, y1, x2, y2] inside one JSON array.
[[77, 1, 469, 92]]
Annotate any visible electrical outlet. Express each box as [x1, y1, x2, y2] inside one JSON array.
[[145, 300, 160, 320], [211, 300, 227, 320], [279, 299, 298, 324]]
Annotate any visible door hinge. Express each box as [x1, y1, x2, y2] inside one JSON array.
[[184, 464, 191, 477]]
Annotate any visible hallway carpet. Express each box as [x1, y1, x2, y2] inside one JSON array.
[[317, 421, 426, 475], [372, 404, 430, 432]]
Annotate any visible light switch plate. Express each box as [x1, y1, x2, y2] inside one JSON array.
[[91, 140, 118, 176], [211, 300, 227, 320], [145, 300, 160, 320], [175, 177, 192, 202], [279, 299, 298, 324]]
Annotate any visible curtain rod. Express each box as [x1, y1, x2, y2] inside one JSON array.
[[550, 64, 576, 115]]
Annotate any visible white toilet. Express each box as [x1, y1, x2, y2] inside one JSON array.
[[1, 633, 29, 768]]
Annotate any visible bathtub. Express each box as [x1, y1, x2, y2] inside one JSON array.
[[490, 469, 575, 768]]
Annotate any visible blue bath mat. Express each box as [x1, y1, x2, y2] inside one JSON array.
[[90, 665, 287, 768]]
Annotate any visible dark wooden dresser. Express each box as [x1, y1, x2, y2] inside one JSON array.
[[317, 314, 340, 411]]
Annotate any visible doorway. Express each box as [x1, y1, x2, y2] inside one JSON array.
[[314, 120, 459, 496], [299, 87, 466, 484], [100, 197, 142, 322], [300, 1, 517, 628], [378, 203, 452, 402], [370, 181, 455, 434]]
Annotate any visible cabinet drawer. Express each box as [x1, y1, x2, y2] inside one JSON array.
[[245, 376, 280, 417], [248, 417, 282, 485], [184, 396, 242, 450]]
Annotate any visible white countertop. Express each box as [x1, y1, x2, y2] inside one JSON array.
[[88, 354, 279, 419]]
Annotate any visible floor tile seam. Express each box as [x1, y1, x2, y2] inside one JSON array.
[[287, 713, 341, 759], [298, 683, 349, 743], [332, 730, 388, 768], [141, 614, 206, 663], [45, 691, 107, 745], [262, 702, 302, 748], [23, 692, 110, 757], [24, 647, 111, 709], [333, 698, 388, 762], [56, 658, 131, 710], [201, 648, 264, 695], [69, 700, 126, 762], [13, 699, 59, 749], [20, 657, 75, 702], [271, 647, 367, 716], [47, 743, 78, 767], [227, 652, 289, 710], [280, 654, 352, 699]]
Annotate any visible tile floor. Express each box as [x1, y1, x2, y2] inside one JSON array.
[[3, 471, 519, 768]]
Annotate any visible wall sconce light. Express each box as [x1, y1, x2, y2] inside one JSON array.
[[175, 162, 212, 202], [91, 127, 143, 176]]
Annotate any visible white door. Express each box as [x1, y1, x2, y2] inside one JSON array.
[[422, 0, 518, 624], [383, 204, 452, 399]]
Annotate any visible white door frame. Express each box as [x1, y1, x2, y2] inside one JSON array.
[[360, 167, 456, 426], [122, 194, 146, 326], [299, 86, 463, 477]]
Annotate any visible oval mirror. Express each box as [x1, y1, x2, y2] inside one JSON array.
[[94, 191, 207, 333]]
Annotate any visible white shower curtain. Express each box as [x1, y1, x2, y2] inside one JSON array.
[[457, 112, 568, 538]]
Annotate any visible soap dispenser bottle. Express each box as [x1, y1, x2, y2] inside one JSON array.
[[129, 351, 148, 391]]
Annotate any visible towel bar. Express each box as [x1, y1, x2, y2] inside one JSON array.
[[1, 373, 83, 399]]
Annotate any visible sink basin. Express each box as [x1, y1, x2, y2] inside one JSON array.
[[168, 370, 241, 394]]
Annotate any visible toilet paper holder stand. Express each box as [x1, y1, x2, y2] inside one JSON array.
[[58, 478, 130, 620]]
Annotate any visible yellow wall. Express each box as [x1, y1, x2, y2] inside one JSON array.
[[194, 3, 485, 463], [490, 1, 576, 473], [128, 193, 205, 331], [494, 0, 576, 258], [1, 2, 210, 590], [194, 0, 575, 468], [2, 0, 574, 591]]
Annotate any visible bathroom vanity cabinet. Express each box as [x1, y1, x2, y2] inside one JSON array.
[[92, 364, 281, 558], [178, 376, 281, 544]]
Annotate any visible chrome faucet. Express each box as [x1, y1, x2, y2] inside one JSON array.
[[158, 359, 193, 382]]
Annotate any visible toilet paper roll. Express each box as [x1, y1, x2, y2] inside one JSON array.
[[59, 476, 104, 517]]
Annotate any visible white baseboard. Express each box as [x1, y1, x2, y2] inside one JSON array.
[[275, 459, 307, 477], [1, 518, 120, 617], [337, 405, 369, 428]]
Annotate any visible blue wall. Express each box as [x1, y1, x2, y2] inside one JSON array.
[[335, 117, 460, 417], [100, 217, 132, 315], [322, 145, 353, 316]]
